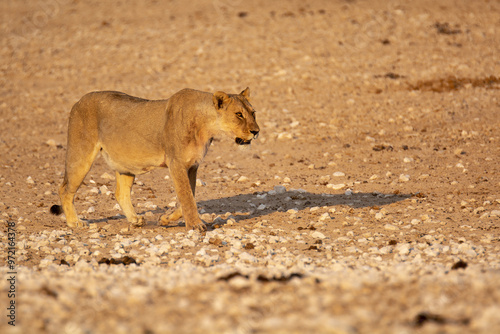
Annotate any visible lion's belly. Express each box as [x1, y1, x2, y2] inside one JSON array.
[[100, 147, 165, 175]]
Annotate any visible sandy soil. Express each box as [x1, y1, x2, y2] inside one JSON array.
[[1, 0, 499, 333]]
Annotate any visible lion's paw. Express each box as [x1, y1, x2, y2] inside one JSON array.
[[67, 220, 86, 228], [189, 221, 207, 233], [131, 216, 145, 228]]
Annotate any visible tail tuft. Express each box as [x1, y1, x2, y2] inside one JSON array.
[[50, 205, 63, 215]]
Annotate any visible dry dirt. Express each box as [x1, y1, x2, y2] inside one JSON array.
[[1, 0, 500, 333]]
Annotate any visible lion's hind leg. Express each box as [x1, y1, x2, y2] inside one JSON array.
[[58, 144, 100, 227], [159, 207, 183, 226], [115, 172, 144, 227]]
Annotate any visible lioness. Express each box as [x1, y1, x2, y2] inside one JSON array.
[[50, 88, 260, 232]]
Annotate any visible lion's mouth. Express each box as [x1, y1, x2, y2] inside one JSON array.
[[235, 137, 252, 145]]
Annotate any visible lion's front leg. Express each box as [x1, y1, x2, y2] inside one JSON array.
[[159, 165, 199, 226], [167, 162, 206, 232]]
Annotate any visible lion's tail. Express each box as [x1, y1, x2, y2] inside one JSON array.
[[50, 205, 63, 216]]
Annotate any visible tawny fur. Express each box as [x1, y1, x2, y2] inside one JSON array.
[[51, 88, 259, 231]]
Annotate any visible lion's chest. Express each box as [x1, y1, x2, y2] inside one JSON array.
[[182, 138, 212, 167]]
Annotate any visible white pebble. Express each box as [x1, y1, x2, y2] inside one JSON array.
[[277, 132, 292, 140], [100, 172, 115, 180], [395, 243, 410, 255], [228, 276, 251, 289], [399, 174, 410, 182], [311, 231, 326, 239], [327, 183, 345, 190], [384, 224, 399, 231], [45, 139, 58, 147], [333, 172, 345, 177]]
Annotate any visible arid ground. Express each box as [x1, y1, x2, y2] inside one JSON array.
[[1, 0, 499, 333]]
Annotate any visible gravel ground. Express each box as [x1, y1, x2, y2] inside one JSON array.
[[1, 0, 499, 333]]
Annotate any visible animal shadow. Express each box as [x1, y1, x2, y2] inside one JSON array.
[[90, 190, 411, 228], [198, 190, 411, 222]]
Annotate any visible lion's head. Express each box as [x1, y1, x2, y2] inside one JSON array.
[[213, 87, 260, 146]]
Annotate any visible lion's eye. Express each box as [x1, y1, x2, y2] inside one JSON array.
[[235, 112, 244, 119]]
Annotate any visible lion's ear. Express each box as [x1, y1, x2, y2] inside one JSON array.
[[240, 87, 250, 100], [213, 91, 230, 110]]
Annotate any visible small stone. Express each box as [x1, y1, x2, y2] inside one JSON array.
[[384, 224, 399, 231], [46, 139, 58, 147], [26, 176, 35, 184], [490, 210, 500, 217], [277, 132, 292, 140], [257, 204, 266, 210], [327, 183, 345, 190], [100, 172, 115, 180], [399, 174, 410, 182], [99, 185, 110, 195], [375, 212, 384, 220], [201, 213, 213, 222], [333, 172, 345, 177], [228, 276, 251, 289], [319, 175, 331, 184], [395, 243, 410, 255], [311, 231, 326, 239], [238, 252, 257, 263], [236, 176, 248, 183], [274, 185, 287, 194], [143, 202, 157, 210], [196, 179, 206, 186]]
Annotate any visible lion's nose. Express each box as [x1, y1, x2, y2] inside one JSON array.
[[251, 130, 259, 139]]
